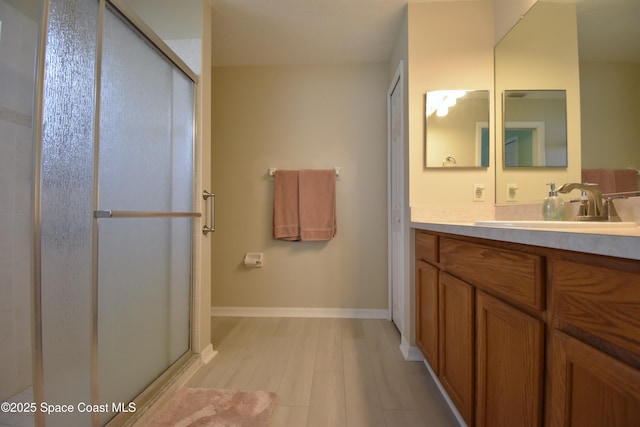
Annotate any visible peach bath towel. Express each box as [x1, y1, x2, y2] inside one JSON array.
[[273, 170, 300, 241], [298, 169, 337, 241], [272, 169, 337, 241], [613, 169, 639, 193], [582, 169, 616, 193], [582, 168, 639, 194]]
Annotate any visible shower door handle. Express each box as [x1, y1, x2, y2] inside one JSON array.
[[202, 190, 215, 235]]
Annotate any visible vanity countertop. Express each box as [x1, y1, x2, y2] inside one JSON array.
[[411, 221, 640, 261]]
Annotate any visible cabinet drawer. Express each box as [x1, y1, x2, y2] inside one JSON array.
[[440, 237, 543, 310], [416, 230, 438, 263], [551, 258, 640, 356]]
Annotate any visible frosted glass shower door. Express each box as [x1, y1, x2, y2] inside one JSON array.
[[96, 5, 195, 422]]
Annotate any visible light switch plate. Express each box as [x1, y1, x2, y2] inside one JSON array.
[[507, 183, 518, 201], [473, 183, 485, 201]]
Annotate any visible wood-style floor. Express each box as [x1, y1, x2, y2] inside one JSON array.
[[186, 317, 459, 427]]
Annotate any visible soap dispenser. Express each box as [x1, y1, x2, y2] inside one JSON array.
[[542, 183, 566, 221]]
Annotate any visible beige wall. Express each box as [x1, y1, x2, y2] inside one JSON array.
[[493, 0, 537, 43], [210, 64, 389, 311], [407, 1, 496, 220], [581, 61, 640, 170], [387, 2, 494, 348]]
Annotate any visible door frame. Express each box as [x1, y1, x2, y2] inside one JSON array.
[[387, 61, 405, 333], [504, 121, 546, 166]]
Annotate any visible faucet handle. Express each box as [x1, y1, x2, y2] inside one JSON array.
[[578, 191, 589, 216], [603, 197, 622, 222]]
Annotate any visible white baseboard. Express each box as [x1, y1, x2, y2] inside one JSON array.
[[199, 343, 217, 365], [400, 335, 424, 361], [211, 306, 388, 319]]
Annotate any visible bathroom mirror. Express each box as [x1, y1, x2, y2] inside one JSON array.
[[494, 0, 640, 204], [503, 89, 567, 167], [425, 90, 490, 168], [578, 0, 640, 178]]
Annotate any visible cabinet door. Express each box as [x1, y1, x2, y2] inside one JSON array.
[[439, 272, 474, 425], [476, 292, 543, 427], [548, 330, 640, 427], [416, 260, 438, 372]]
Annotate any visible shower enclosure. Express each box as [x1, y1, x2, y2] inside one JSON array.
[[1, 0, 200, 425]]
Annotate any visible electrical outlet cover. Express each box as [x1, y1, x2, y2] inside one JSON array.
[[507, 183, 518, 201], [473, 184, 485, 201]]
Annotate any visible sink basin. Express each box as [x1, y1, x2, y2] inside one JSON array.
[[474, 220, 638, 229]]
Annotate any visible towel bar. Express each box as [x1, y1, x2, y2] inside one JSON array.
[[268, 167, 341, 180]]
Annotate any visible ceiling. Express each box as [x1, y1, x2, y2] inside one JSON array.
[[210, 0, 447, 66], [126, 0, 452, 66], [125, 0, 639, 67]]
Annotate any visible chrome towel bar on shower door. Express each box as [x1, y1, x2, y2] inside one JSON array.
[[94, 210, 201, 218], [202, 190, 215, 236], [94, 192, 214, 236]]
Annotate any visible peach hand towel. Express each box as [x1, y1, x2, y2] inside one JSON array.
[[613, 169, 639, 192], [273, 170, 300, 241], [298, 169, 337, 241], [582, 168, 616, 194]]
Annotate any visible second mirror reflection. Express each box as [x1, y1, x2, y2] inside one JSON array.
[[425, 90, 490, 168], [503, 90, 567, 168]]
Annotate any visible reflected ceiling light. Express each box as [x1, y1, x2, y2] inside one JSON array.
[[427, 90, 469, 117]]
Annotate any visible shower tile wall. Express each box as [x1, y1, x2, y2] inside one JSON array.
[[0, 1, 36, 401]]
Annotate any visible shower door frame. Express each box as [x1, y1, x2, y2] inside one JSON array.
[[31, 1, 204, 425]]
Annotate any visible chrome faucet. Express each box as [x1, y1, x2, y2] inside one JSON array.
[[557, 182, 604, 220], [556, 183, 624, 222]]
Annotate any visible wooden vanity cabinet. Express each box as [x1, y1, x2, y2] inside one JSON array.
[[547, 256, 640, 427], [414, 230, 544, 427], [441, 237, 544, 427], [415, 229, 474, 425], [414, 228, 640, 427]]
